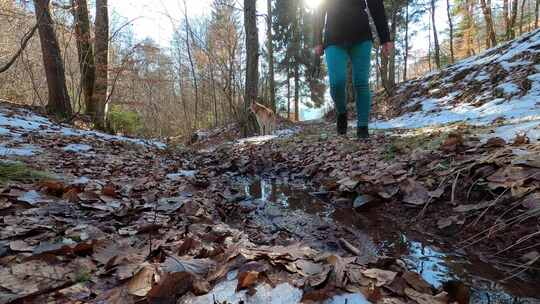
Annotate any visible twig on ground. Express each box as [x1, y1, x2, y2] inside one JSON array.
[[471, 188, 509, 227], [339, 237, 361, 256]]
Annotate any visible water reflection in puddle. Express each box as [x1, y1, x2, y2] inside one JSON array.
[[239, 178, 540, 303]]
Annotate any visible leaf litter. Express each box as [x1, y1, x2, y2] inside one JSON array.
[[0, 103, 539, 302]]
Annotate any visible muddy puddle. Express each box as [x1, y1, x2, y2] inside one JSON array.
[[231, 177, 540, 304]]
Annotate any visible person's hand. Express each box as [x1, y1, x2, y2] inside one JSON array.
[[381, 42, 394, 57], [314, 45, 324, 57]]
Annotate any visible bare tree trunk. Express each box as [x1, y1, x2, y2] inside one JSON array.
[[480, 0, 498, 47], [71, 0, 95, 116], [93, 0, 108, 129], [403, 3, 409, 81], [287, 67, 291, 119], [33, 0, 72, 118], [510, 0, 519, 38], [446, 0, 455, 63], [431, 0, 441, 69], [428, 15, 432, 71], [534, 0, 540, 29], [293, 0, 300, 122], [267, 0, 276, 112], [519, 0, 526, 34], [183, 1, 199, 130], [243, 0, 259, 134], [388, 8, 397, 88]]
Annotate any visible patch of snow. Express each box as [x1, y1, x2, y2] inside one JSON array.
[[0, 127, 10, 135], [166, 170, 198, 180], [63, 144, 92, 153], [325, 294, 370, 304], [496, 82, 521, 95], [480, 120, 540, 143], [237, 135, 278, 145], [474, 72, 490, 81], [236, 128, 299, 145], [0, 145, 38, 156], [420, 99, 439, 112], [184, 272, 366, 304], [0, 107, 166, 149], [18, 190, 52, 205], [183, 279, 303, 304], [69, 176, 91, 186], [499, 60, 532, 71], [371, 83, 540, 130], [274, 127, 300, 137]]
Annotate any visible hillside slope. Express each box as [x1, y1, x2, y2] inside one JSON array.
[[372, 29, 540, 141]]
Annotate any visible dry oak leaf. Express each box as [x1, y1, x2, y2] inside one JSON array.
[[402, 271, 432, 294], [404, 287, 448, 304], [127, 264, 158, 297], [400, 178, 430, 206], [362, 268, 397, 287]]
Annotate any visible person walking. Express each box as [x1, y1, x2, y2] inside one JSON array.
[[314, 0, 393, 139]]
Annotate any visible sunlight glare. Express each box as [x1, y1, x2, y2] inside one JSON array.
[[304, 0, 322, 10]]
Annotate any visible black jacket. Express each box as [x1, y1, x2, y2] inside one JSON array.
[[314, 0, 391, 47]]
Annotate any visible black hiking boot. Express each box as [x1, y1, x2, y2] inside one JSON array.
[[357, 126, 369, 139], [337, 113, 348, 135]]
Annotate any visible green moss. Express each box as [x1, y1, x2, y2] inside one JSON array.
[[75, 269, 92, 283], [0, 161, 51, 184]]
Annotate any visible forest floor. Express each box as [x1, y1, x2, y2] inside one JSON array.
[[0, 100, 540, 304]]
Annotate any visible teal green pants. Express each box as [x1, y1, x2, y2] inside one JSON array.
[[325, 41, 373, 127]]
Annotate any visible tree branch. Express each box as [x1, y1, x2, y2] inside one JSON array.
[[0, 23, 39, 74]]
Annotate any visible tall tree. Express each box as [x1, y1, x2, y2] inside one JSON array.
[[71, 0, 96, 116], [509, 0, 519, 39], [479, 0, 497, 47], [292, 0, 300, 122], [403, 2, 409, 81], [183, 0, 200, 129], [33, 0, 72, 117], [431, 0, 441, 69], [93, 0, 109, 129], [447, 0, 455, 63], [534, 0, 540, 28], [503, 0, 510, 37], [243, 0, 259, 134], [266, 0, 276, 111], [519, 0, 527, 34]]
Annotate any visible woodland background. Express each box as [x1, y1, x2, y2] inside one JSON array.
[[1, 0, 539, 138]]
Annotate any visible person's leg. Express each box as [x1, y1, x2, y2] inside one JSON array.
[[349, 40, 373, 135], [325, 45, 349, 134]]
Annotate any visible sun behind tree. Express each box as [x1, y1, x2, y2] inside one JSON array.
[[304, 0, 322, 10]]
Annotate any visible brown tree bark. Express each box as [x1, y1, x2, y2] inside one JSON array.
[[71, 0, 96, 115], [93, 0, 108, 129], [243, 0, 259, 134], [509, 0, 519, 39], [33, 0, 72, 118], [431, 0, 441, 69], [480, 0, 498, 47], [266, 0, 276, 112], [446, 0, 455, 63], [183, 0, 199, 130], [519, 0, 526, 34], [403, 3, 409, 81], [534, 0, 540, 29], [293, 0, 301, 122]]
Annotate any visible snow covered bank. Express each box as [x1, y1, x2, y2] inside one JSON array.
[[366, 29, 540, 142], [0, 105, 165, 157]]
